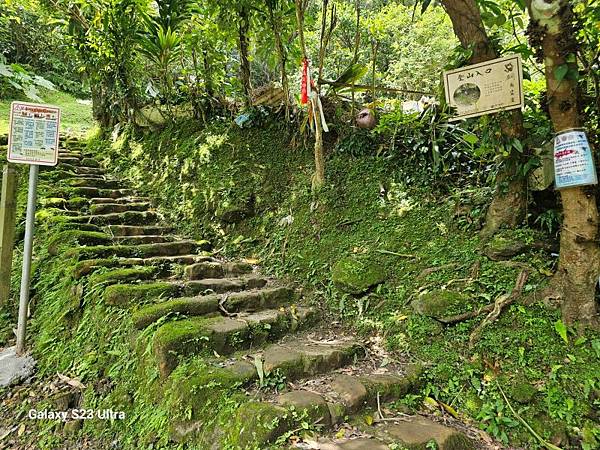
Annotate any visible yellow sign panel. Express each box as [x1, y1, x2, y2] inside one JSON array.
[[443, 55, 524, 121]]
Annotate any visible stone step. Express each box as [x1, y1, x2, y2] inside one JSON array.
[[365, 417, 476, 450], [47, 230, 112, 255], [72, 255, 216, 279], [81, 157, 100, 167], [88, 266, 160, 287], [104, 225, 173, 236], [64, 240, 209, 261], [167, 335, 365, 442], [184, 261, 254, 280], [103, 276, 268, 307], [65, 210, 161, 226], [69, 178, 125, 190], [132, 286, 297, 329], [89, 202, 152, 215], [77, 166, 105, 175], [90, 196, 151, 205], [154, 306, 318, 377], [58, 156, 80, 165], [70, 187, 136, 199], [58, 151, 82, 158], [221, 365, 423, 448], [113, 235, 177, 245]]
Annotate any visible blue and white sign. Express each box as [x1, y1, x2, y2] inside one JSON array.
[[554, 129, 597, 189]]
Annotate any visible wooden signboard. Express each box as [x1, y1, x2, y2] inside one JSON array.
[[443, 55, 524, 121]]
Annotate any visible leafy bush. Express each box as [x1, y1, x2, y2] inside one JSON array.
[[0, 56, 56, 101]]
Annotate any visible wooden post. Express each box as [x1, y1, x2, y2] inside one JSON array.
[[0, 164, 18, 305]]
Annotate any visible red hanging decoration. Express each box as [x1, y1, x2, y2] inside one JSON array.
[[301, 58, 309, 105]]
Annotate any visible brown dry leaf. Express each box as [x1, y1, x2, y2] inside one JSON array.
[[57, 373, 86, 390]]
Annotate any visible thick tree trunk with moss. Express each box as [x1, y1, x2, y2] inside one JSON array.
[[237, 6, 252, 107], [442, 0, 527, 238], [527, 0, 600, 326]]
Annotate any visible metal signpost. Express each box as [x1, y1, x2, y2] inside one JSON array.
[[7, 101, 60, 355], [443, 54, 524, 121]]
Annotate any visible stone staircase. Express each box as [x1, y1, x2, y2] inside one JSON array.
[[36, 136, 475, 449]]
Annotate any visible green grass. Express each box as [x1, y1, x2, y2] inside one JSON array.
[[0, 89, 93, 136]]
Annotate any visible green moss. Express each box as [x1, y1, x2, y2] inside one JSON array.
[[103, 282, 179, 307], [64, 241, 206, 260], [88, 266, 158, 287], [411, 290, 470, 320], [331, 256, 386, 294], [510, 380, 537, 404], [223, 401, 289, 448], [131, 295, 219, 329], [47, 230, 111, 255], [67, 197, 90, 210]]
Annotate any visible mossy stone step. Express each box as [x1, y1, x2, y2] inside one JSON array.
[[132, 286, 297, 329], [104, 225, 173, 236], [76, 166, 105, 175], [225, 366, 423, 448], [70, 187, 135, 199], [89, 202, 151, 215], [184, 261, 253, 280], [91, 196, 151, 205], [154, 306, 317, 377], [102, 276, 263, 307], [72, 255, 215, 279], [182, 276, 267, 296], [88, 266, 159, 287], [65, 210, 160, 226], [64, 240, 208, 261], [81, 157, 100, 167], [58, 156, 80, 165], [47, 230, 111, 255], [170, 337, 365, 441], [369, 417, 475, 450], [69, 178, 124, 190], [113, 235, 177, 245]]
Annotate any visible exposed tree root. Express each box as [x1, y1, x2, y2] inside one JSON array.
[[468, 269, 530, 347]]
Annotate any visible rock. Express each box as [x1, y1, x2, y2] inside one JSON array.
[[378, 417, 474, 449], [511, 380, 537, 404], [484, 235, 528, 261], [63, 419, 83, 435], [411, 290, 470, 321], [332, 257, 386, 295], [278, 390, 332, 426], [0, 346, 36, 387], [330, 375, 367, 412]]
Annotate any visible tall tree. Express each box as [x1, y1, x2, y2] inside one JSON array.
[[237, 4, 253, 107], [440, 0, 529, 238], [527, 0, 600, 327]]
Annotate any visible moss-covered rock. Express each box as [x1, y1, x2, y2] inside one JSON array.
[[47, 230, 111, 255], [484, 235, 528, 261], [223, 401, 290, 448], [510, 380, 537, 404], [331, 256, 386, 294], [411, 290, 470, 320], [88, 266, 158, 287], [103, 282, 180, 307]]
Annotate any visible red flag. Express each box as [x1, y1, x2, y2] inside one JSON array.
[[301, 58, 309, 105]]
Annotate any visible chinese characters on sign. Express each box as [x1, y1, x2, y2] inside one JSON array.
[[7, 102, 61, 166], [553, 129, 597, 189], [443, 55, 524, 121]]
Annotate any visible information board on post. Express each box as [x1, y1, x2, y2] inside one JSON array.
[[443, 55, 524, 121], [7, 101, 60, 166], [6, 101, 61, 355]]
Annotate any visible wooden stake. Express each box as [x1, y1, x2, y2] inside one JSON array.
[[0, 164, 18, 305]]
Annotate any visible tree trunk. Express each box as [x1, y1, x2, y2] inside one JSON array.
[[442, 0, 528, 238], [202, 49, 214, 98], [268, 6, 290, 121], [237, 6, 253, 107], [527, 0, 600, 327]]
